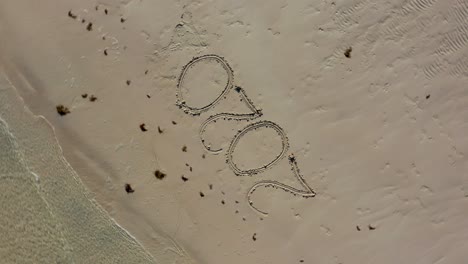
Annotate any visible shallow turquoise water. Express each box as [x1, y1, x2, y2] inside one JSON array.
[[0, 77, 155, 263]]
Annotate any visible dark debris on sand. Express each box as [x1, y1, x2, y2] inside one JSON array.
[[344, 47, 352, 58], [125, 183, 135, 193], [139, 123, 148, 132], [154, 170, 166, 180], [56, 105, 70, 116], [68, 10, 77, 19]]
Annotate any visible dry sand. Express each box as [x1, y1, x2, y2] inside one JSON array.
[[1, 0, 468, 263]]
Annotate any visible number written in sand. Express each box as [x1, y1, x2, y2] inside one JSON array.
[[176, 54, 316, 216], [247, 155, 316, 216], [199, 87, 262, 154], [176, 55, 263, 153], [226, 121, 289, 176], [176, 54, 234, 115]]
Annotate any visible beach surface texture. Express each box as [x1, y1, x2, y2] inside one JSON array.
[[1, 0, 468, 263]]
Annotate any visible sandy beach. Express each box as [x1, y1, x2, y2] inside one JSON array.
[[1, 0, 468, 263]]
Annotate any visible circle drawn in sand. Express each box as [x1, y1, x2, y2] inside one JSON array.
[[176, 54, 234, 115], [227, 121, 289, 176]]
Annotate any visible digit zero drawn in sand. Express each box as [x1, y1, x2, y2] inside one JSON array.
[[226, 121, 289, 176], [176, 54, 234, 115]]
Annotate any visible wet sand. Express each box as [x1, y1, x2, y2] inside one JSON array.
[[1, 0, 468, 263]]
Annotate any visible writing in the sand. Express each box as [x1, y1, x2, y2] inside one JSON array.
[[176, 55, 315, 216]]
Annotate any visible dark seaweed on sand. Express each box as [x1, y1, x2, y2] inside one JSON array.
[[344, 47, 352, 58], [125, 183, 134, 193], [154, 170, 166, 180], [56, 105, 70, 116]]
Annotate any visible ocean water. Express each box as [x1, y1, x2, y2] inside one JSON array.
[[0, 119, 71, 263], [0, 75, 155, 263]]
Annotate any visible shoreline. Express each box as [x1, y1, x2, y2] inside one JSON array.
[[0, 74, 161, 263], [1, 0, 468, 263]]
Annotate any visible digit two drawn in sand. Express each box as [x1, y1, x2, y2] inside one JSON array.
[[199, 86, 263, 154]]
